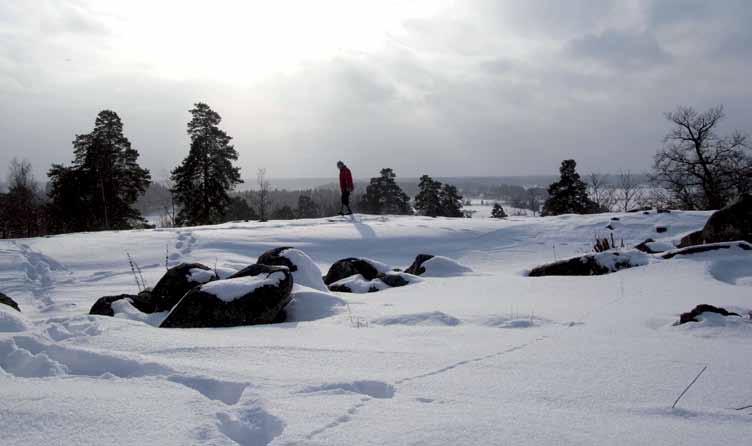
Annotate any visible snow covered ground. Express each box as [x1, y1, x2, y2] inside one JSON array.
[[2, 211, 752, 445]]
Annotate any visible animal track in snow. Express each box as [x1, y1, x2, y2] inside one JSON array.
[[168, 231, 198, 266], [299, 380, 396, 399], [216, 402, 285, 446], [0, 335, 249, 406]]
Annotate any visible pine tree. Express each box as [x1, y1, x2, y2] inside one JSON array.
[[491, 203, 507, 218], [358, 168, 412, 215], [296, 195, 320, 218], [414, 175, 443, 217], [47, 110, 151, 232], [542, 159, 602, 216], [171, 103, 242, 226], [225, 195, 258, 221], [439, 184, 464, 217]]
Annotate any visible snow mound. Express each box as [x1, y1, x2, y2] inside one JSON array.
[[708, 258, 752, 286], [286, 285, 347, 322], [419, 256, 473, 277], [373, 311, 462, 326], [276, 248, 328, 291], [111, 299, 169, 327], [200, 271, 288, 302], [0, 307, 31, 332], [0, 338, 68, 377]]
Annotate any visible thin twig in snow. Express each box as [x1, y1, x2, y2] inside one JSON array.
[[672, 365, 708, 409]]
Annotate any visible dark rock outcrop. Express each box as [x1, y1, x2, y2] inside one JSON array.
[[404, 254, 434, 276], [324, 258, 381, 285], [379, 272, 411, 288], [0, 292, 20, 312], [661, 241, 752, 259], [152, 263, 217, 312], [89, 291, 157, 317], [528, 251, 647, 277], [256, 247, 297, 271], [160, 265, 293, 328], [698, 193, 752, 244], [677, 304, 741, 325], [679, 230, 704, 248], [678, 194, 752, 248]]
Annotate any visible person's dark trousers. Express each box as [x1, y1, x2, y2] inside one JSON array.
[[340, 190, 352, 214]]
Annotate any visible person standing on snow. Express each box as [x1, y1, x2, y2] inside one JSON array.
[[337, 161, 354, 215]]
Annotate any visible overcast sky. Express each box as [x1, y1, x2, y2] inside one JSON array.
[[1, 0, 750, 181]]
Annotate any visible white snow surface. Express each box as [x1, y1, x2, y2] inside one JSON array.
[[2, 212, 752, 445], [200, 271, 288, 302]]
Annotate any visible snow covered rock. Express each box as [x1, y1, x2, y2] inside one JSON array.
[[323, 257, 390, 285], [0, 292, 20, 312], [677, 304, 742, 325], [404, 254, 472, 277], [329, 274, 387, 293], [152, 263, 217, 312], [661, 241, 752, 259], [328, 271, 420, 293], [256, 247, 327, 291], [89, 291, 157, 317], [528, 250, 649, 277], [160, 265, 293, 328]]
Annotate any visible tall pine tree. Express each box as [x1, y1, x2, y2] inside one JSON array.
[[542, 159, 602, 216], [414, 175, 443, 217], [171, 103, 242, 226], [359, 168, 412, 215], [47, 110, 151, 232]]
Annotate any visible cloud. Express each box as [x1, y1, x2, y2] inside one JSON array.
[[1, 0, 751, 181], [566, 29, 671, 70]]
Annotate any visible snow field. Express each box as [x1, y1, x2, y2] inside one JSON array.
[[1, 211, 751, 445]]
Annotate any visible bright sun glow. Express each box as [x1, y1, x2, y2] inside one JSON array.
[[94, 0, 449, 83]]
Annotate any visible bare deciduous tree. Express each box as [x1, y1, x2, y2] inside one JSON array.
[[588, 173, 616, 211], [616, 170, 643, 212], [653, 105, 751, 210], [3, 158, 43, 238], [256, 168, 272, 221]]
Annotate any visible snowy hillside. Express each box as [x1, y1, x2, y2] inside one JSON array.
[[2, 211, 752, 445]]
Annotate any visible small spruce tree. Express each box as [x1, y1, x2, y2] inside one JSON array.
[[542, 159, 602, 216], [171, 103, 242, 226], [491, 203, 507, 218]]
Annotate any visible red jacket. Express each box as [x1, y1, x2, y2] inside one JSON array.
[[339, 166, 353, 192]]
